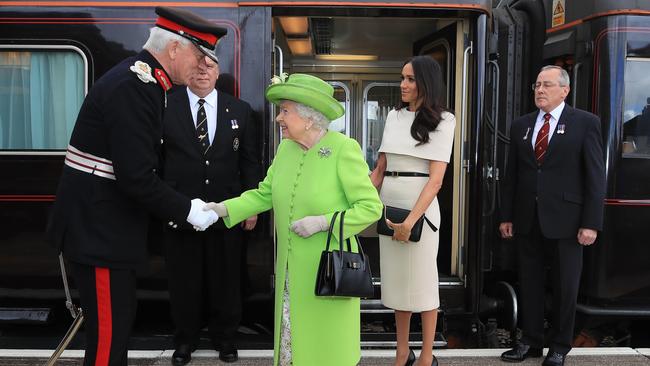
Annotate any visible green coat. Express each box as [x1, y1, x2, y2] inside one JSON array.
[[223, 131, 382, 366]]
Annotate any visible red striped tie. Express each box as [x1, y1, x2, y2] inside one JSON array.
[[535, 113, 551, 164]]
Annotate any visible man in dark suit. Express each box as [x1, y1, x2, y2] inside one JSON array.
[[499, 65, 606, 366], [161, 55, 260, 365], [46, 7, 224, 366]]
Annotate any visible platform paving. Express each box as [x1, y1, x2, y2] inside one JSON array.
[[2, 348, 650, 366]]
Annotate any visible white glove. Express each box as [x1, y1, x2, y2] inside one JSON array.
[[186, 198, 219, 231], [203, 202, 229, 217], [290, 215, 328, 238]]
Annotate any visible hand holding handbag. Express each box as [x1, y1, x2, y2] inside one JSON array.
[[315, 211, 374, 298], [376, 205, 438, 242]]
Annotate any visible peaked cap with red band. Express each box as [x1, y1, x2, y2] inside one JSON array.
[[155, 6, 227, 63]]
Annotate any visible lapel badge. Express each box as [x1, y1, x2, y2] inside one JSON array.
[[523, 127, 531, 140], [557, 124, 566, 134], [231, 119, 239, 129], [318, 147, 332, 158], [233, 137, 240, 151], [129, 61, 157, 84]]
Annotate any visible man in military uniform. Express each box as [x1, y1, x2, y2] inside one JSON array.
[[47, 7, 227, 365], [162, 56, 260, 365]]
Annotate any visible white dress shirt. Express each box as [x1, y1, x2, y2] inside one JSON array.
[[531, 101, 565, 148], [187, 88, 218, 144]]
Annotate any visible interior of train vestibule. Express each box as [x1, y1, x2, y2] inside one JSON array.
[[270, 9, 473, 289]]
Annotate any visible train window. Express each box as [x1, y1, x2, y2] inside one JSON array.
[[362, 82, 401, 169], [622, 58, 650, 159], [0, 47, 86, 151], [328, 82, 350, 136]]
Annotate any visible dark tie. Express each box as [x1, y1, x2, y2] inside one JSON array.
[[535, 113, 551, 164], [196, 99, 209, 154]]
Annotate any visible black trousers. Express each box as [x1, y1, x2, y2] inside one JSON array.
[[516, 215, 583, 355], [68, 260, 137, 366], [164, 227, 243, 347]]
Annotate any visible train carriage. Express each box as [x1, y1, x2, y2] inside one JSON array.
[[486, 0, 650, 346], [1, 0, 649, 349]]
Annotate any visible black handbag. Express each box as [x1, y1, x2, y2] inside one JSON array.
[[315, 211, 374, 298], [376, 205, 438, 242]]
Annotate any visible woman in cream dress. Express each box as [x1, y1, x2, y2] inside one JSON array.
[[370, 56, 455, 366]]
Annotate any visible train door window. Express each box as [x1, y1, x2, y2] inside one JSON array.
[[616, 57, 650, 198], [0, 46, 87, 150], [622, 58, 650, 159], [362, 82, 401, 169], [328, 81, 350, 136], [419, 40, 452, 108]]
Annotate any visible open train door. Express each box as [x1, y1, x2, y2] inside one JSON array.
[[266, 0, 490, 346], [480, 0, 546, 345]]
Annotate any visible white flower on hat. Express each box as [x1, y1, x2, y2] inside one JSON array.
[[130, 61, 157, 84], [270, 72, 289, 85]]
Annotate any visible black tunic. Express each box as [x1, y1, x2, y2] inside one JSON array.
[[48, 50, 190, 269]]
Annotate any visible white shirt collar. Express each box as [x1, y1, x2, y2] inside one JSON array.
[[538, 101, 565, 122], [186, 87, 218, 108]]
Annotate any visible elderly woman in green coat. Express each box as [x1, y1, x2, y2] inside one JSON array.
[[206, 73, 382, 366]]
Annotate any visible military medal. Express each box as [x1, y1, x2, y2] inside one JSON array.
[[557, 124, 566, 134], [231, 119, 239, 129], [233, 137, 239, 151], [523, 127, 530, 140]]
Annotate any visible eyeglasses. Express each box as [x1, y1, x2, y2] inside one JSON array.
[[532, 82, 561, 91]]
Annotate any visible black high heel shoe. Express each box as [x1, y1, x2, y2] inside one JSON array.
[[431, 354, 438, 366], [404, 349, 416, 366]]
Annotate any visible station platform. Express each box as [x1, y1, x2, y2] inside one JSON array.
[[2, 348, 650, 365]]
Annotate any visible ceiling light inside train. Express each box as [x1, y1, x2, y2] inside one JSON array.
[[315, 54, 378, 61]]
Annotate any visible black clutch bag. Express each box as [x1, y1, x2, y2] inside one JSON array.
[[315, 211, 374, 298], [376, 205, 438, 242]]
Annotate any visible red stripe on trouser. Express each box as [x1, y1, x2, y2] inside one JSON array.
[[95, 267, 112, 366]]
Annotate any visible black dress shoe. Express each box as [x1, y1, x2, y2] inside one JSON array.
[[403, 349, 415, 366], [171, 344, 192, 366], [542, 351, 566, 366], [218, 341, 238, 363], [500, 342, 543, 362]]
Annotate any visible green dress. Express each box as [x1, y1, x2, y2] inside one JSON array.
[[223, 131, 382, 366]]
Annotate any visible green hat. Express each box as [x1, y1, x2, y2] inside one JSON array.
[[265, 73, 344, 121]]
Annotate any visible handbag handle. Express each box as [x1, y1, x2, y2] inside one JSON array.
[[338, 211, 352, 253], [324, 211, 340, 252], [337, 211, 367, 268]]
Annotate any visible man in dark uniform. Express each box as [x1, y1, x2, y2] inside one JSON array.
[[499, 65, 606, 366], [47, 7, 227, 366], [162, 55, 260, 365]]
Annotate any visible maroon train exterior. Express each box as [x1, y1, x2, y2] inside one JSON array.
[[1, 0, 649, 344]]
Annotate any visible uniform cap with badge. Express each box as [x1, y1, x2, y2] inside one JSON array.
[[155, 6, 227, 63]]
